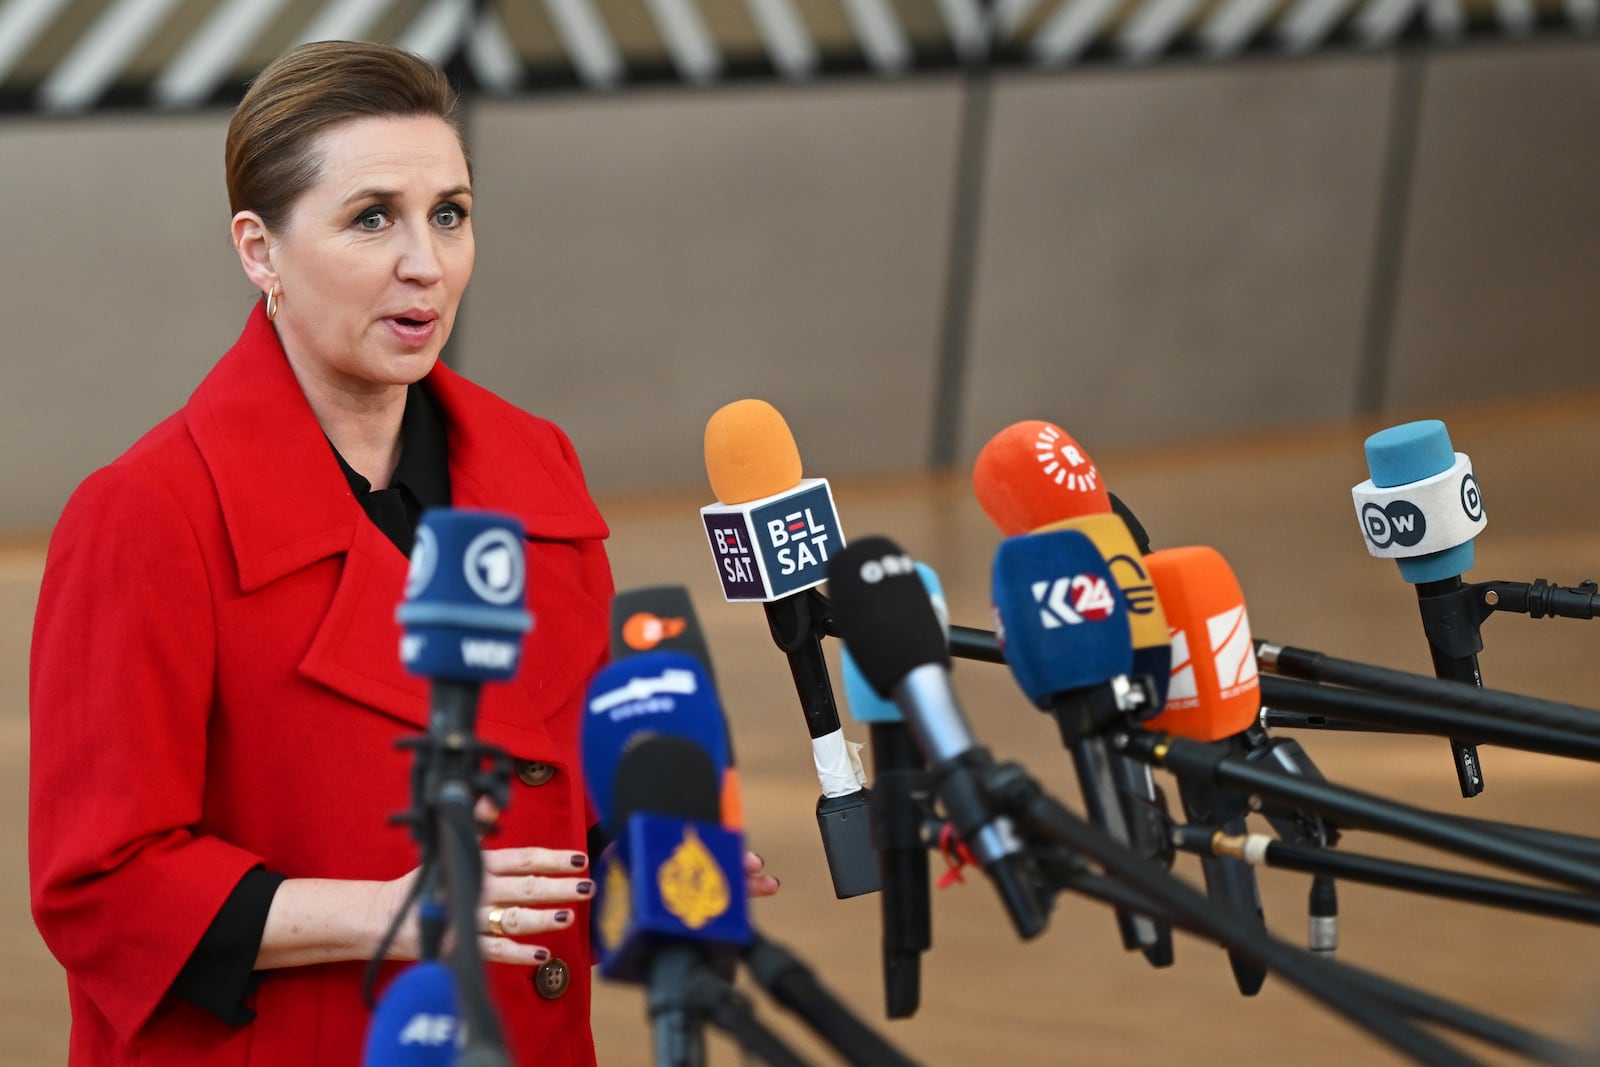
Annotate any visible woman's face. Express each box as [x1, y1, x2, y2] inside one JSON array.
[[242, 114, 475, 396]]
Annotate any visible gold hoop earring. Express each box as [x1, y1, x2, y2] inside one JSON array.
[[265, 287, 281, 321]]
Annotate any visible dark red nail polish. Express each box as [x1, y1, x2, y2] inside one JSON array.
[[555, 910, 572, 923], [570, 854, 588, 868], [531, 949, 550, 963], [576, 881, 594, 895]]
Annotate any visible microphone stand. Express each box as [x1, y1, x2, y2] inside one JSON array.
[[648, 949, 816, 1067], [378, 679, 514, 1066], [765, 588, 880, 898], [1170, 825, 1600, 926]]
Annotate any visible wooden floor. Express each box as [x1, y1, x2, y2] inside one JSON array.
[[5, 393, 1600, 1065]]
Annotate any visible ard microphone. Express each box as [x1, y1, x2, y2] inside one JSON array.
[[362, 961, 461, 1067], [701, 399, 876, 899], [1353, 419, 1487, 797], [829, 537, 1048, 941], [841, 564, 945, 1018], [1143, 545, 1268, 995]]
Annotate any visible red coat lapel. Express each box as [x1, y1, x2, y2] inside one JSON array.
[[183, 305, 610, 745]]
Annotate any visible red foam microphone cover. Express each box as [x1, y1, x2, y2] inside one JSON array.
[[974, 420, 1112, 536], [1143, 546, 1260, 742]]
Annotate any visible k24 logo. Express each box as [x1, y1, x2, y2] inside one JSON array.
[[1030, 574, 1116, 628]]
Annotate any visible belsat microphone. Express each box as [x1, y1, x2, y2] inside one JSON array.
[[590, 735, 752, 1066], [840, 563, 945, 1018], [1352, 419, 1488, 798], [829, 536, 1049, 941], [973, 419, 1111, 536], [701, 399, 878, 899], [362, 961, 462, 1067], [582, 651, 734, 834], [991, 529, 1168, 962], [1143, 545, 1268, 996], [608, 587, 742, 829]]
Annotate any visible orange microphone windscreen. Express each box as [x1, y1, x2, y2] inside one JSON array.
[[705, 399, 803, 505], [973, 420, 1112, 536], [1143, 546, 1260, 742]]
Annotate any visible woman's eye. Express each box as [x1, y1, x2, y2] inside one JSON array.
[[355, 207, 388, 231], [434, 204, 466, 228]]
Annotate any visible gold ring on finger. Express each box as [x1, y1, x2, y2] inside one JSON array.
[[488, 906, 508, 937]]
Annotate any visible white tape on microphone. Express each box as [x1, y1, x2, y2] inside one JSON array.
[[1350, 452, 1486, 559], [812, 729, 867, 797]]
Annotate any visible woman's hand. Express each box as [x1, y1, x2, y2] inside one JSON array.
[[744, 851, 780, 898], [473, 847, 595, 965]]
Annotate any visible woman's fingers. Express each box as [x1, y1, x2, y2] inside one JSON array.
[[483, 846, 589, 876], [480, 903, 577, 938]]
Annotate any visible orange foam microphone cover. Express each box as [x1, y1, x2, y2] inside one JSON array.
[[705, 399, 803, 505], [1143, 546, 1260, 742], [973, 420, 1112, 536]]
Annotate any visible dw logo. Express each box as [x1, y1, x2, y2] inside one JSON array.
[[1031, 574, 1116, 628], [1361, 500, 1427, 550], [1460, 473, 1484, 521]]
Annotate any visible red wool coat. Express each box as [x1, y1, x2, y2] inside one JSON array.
[[30, 306, 612, 1066]]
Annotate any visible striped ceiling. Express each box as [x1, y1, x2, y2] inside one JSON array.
[[0, 0, 1592, 112]]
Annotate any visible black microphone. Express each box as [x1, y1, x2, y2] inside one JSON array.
[[828, 536, 1049, 941]]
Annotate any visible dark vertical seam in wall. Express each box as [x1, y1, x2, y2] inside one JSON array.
[[928, 71, 994, 468], [1355, 50, 1428, 417]]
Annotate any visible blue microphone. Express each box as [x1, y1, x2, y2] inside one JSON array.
[[362, 961, 461, 1067], [589, 734, 751, 1066], [397, 509, 533, 686], [581, 651, 733, 835], [1352, 420, 1487, 797], [991, 529, 1170, 962]]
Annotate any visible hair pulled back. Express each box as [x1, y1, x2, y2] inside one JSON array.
[[225, 41, 467, 230]]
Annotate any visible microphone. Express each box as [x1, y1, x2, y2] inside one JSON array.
[[990, 529, 1170, 962], [1142, 544, 1268, 995], [1352, 419, 1488, 797], [701, 399, 878, 898], [590, 735, 752, 1067], [975, 422, 1173, 963], [362, 961, 462, 1067], [393, 508, 533, 1062], [608, 586, 742, 829], [840, 563, 944, 1018], [582, 651, 734, 836], [829, 536, 1049, 941]]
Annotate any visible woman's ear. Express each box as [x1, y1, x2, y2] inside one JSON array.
[[231, 211, 277, 296]]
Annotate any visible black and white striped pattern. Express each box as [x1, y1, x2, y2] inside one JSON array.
[[0, 0, 1592, 112]]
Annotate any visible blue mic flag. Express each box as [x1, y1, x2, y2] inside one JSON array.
[[992, 529, 1133, 707], [582, 651, 732, 836], [362, 961, 460, 1067], [397, 508, 533, 682]]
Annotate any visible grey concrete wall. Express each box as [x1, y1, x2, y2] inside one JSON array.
[[1384, 43, 1600, 410], [956, 57, 1396, 462], [0, 113, 252, 532], [461, 83, 963, 493], [2, 44, 1598, 532]]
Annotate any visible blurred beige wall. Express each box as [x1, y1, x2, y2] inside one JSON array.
[[2, 43, 1598, 530]]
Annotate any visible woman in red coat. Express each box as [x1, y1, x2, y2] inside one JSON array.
[[30, 41, 667, 1066]]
